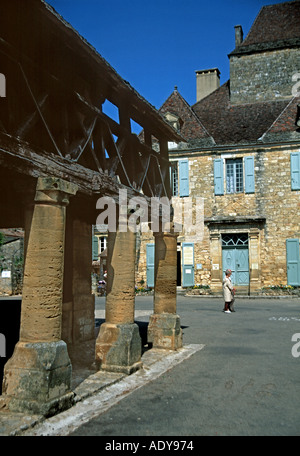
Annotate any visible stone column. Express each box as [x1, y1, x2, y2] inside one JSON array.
[[2, 177, 78, 416], [95, 227, 142, 374], [148, 229, 183, 350]]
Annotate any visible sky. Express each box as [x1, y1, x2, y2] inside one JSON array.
[[46, 0, 285, 111]]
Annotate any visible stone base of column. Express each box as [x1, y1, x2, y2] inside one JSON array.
[[2, 340, 74, 417], [95, 323, 143, 375], [148, 314, 183, 350]]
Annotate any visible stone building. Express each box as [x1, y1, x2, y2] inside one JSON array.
[[0, 229, 24, 295], [138, 1, 300, 294]]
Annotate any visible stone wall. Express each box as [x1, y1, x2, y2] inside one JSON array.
[[138, 143, 300, 291], [187, 144, 300, 289], [0, 238, 23, 296], [230, 48, 300, 104]]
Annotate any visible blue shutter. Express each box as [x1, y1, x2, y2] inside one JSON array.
[[291, 152, 300, 190], [182, 242, 194, 287], [214, 158, 224, 195], [179, 159, 189, 197], [286, 239, 300, 286], [92, 235, 99, 261], [244, 156, 255, 193], [146, 243, 155, 288]]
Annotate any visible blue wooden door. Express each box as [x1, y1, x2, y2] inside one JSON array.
[[286, 239, 300, 286], [222, 248, 249, 285], [146, 243, 155, 288], [236, 248, 249, 285], [223, 248, 236, 283], [182, 242, 194, 287]]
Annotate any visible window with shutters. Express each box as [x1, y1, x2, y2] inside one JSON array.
[[100, 236, 107, 253], [214, 156, 255, 195], [226, 159, 243, 193], [291, 152, 300, 190], [170, 159, 189, 197], [170, 162, 179, 196]]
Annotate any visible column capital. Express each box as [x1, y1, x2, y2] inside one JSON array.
[[35, 177, 78, 206]]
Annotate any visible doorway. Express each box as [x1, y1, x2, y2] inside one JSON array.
[[222, 233, 249, 285], [177, 244, 181, 286]]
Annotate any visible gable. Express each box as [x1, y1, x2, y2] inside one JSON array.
[[159, 89, 213, 145], [261, 96, 300, 142]]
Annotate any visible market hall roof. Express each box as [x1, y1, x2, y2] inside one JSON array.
[[1, 0, 182, 144], [0, 0, 183, 200]]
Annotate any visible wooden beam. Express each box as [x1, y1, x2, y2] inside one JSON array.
[[15, 94, 48, 138], [0, 132, 142, 200]]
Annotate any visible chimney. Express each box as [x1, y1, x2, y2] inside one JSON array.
[[234, 25, 243, 47], [195, 68, 220, 102]]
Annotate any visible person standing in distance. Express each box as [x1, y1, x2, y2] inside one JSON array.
[[223, 269, 235, 313]]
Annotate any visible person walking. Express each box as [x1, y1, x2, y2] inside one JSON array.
[[223, 269, 235, 313]]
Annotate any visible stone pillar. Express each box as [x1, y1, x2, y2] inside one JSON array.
[[148, 230, 183, 350], [95, 227, 142, 374], [2, 177, 78, 416]]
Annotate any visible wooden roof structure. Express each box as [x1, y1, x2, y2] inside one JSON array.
[[0, 0, 182, 201]]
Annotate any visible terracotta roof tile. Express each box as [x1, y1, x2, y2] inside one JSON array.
[[242, 1, 300, 46], [264, 96, 300, 133], [259, 96, 300, 141], [230, 1, 300, 55], [192, 81, 291, 145]]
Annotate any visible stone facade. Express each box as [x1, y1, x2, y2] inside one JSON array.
[[230, 48, 300, 104], [0, 230, 24, 295], [229, 1, 300, 104], [138, 142, 300, 295], [167, 143, 300, 293]]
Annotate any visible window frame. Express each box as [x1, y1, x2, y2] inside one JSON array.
[[226, 158, 244, 194], [170, 159, 189, 197], [170, 161, 179, 196]]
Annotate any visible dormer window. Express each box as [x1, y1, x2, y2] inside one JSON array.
[[164, 112, 183, 133]]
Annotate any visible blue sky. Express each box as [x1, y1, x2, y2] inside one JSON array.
[[47, 0, 284, 110]]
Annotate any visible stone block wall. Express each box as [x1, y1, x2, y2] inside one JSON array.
[[187, 144, 300, 288], [138, 144, 300, 291], [230, 48, 300, 104]]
